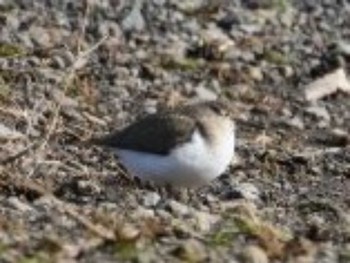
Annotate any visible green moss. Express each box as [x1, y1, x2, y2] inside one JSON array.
[[272, 0, 289, 12], [209, 211, 291, 248], [18, 252, 52, 263], [0, 2, 16, 12], [0, 43, 26, 58], [114, 241, 138, 261], [263, 49, 289, 65], [160, 55, 203, 71], [255, 0, 289, 12], [0, 69, 16, 80], [66, 80, 80, 97], [0, 243, 9, 256], [0, 76, 11, 99], [209, 216, 245, 247], [209, 227, 239, 246], [340, 249, 350, 262]]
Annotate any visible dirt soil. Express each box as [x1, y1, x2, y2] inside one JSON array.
[[0, 0, 349, 262]]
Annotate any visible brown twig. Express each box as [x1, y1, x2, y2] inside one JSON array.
[[23, 35, 109, 176], [51, 197, 115, 241], [0, 141, 40, 165], [0, 106, 27, 119]]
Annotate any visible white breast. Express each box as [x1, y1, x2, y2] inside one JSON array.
[[115, 126, 235, 187]]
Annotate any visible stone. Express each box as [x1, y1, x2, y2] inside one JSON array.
[[143, 99, 158, 114], [132, 207, 155, 219], [7, 197, 33, 212], [337, 40, 350, 55], [171, 0, 213, 13], [305, 68, 350, 101], [241, 245, 268, 263], [0, 123, 24, 140], [192, 211, 219, 232], [121, 0, 145, 32], [229, 183, 261, 201], [173, 239, 207, 262], [142, 191, 161, 207], [118, 223, 140, 241], [168, 200, 190, 217], [248, 66, 263, 81], [29, 26, 52, 48], [283, 116, 305, 130], [51, 55, 66, 69], [195, 85, 218, 101], [305, 105, 330, 122]]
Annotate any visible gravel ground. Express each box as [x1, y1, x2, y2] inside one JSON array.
[[0, 0, 350, 262]]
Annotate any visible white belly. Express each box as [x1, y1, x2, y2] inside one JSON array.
[[115, 129, 235, 187]]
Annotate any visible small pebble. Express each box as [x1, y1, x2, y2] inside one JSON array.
[[142, 191, 161, 207], [241, 246, 268, 263]]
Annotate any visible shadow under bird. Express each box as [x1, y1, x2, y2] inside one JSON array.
[[91, 100, 235, 187]]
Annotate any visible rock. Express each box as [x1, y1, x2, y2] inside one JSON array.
[[311, 128, 349, 147], [305, 68, 350, 101], [336, 40, 350, 55], [171, 0, 221, 13], [98, 21, 123, 38], [305, 105, 330, 122], [183, 19, 200, 34], [254, 133, 273, 146], [152, 0, 166, 6], [76, 180, 101, 196], [118, 223, 140, 241], [192, 211, 219, 232], [50, 88, 79, 108], [167, 200, 190, 217], [7, 197, 33, 212], [199, 24, 235, 59], [132, 207, 155, 219], [37, 68, 64, 83], [340, 244, 350, 263], [280, 65, 294, 77], [52, 10, 70, 28], [0, 0, 13, 10], [239, 24, 262, 34], [283, 116, 305, 130], [241, 245, 268, 263], [50, 88, 81, 120], [121, 0, 145, 32], [311, 242, 335, 263], [142, 191, 161, 207], [227, 183, 261, 201], [280, 7, 295, 28], [161, 37, 188, 62], [173, 239, 207, 262], [217, 13, 240, 31], [27, 57, 41, 66], [61, 50, 75, 66], [143, 99, 158, 114], [225, 49, 255, 62], [156, 209, 173, 221], [285, 242, 316, 263], [195, 85, 218, 101], [29, 26, 52, 48], [248, 66, 263, 81], [19, 34, 35, 49], [51, 55, 66, 69], [0, 123, 24, 140]]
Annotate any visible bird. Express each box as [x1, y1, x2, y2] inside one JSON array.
[[91, 100, 235, 187]]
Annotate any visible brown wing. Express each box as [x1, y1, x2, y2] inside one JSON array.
[[94, 113, 197, 155]]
